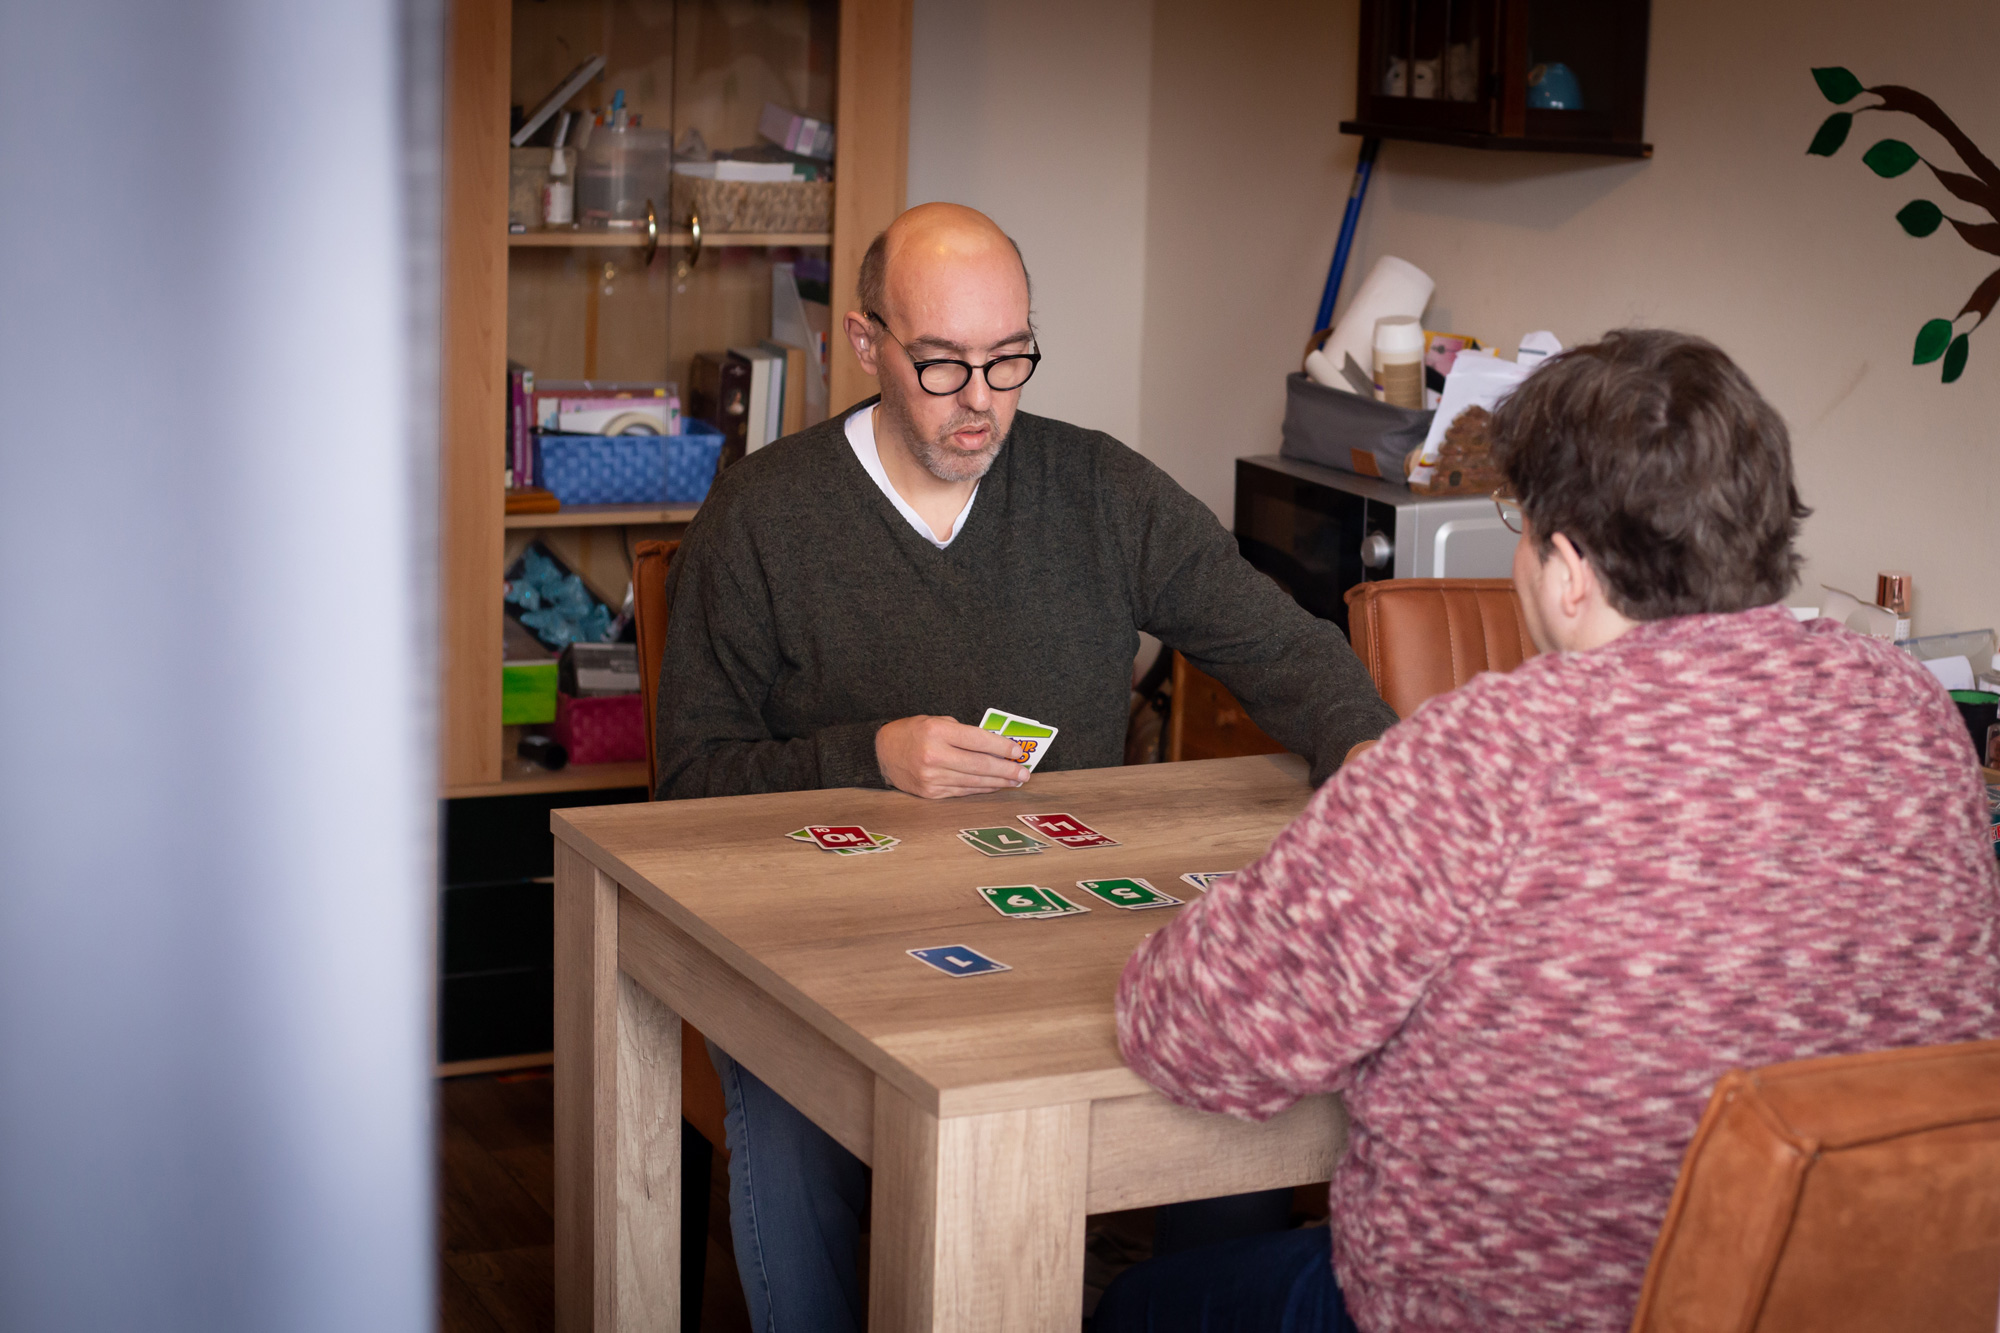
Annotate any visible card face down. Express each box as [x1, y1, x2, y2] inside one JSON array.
[[978, 707, 1059, 773], [1075, 877, 1182, 910], [908, 944, 1011, 977]]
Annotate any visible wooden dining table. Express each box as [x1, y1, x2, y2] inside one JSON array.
[[551, 752, 1347, 1332]]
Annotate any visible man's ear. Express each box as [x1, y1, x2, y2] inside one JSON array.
[[1548, 532, 1596, 622], [843, 311, 880, 377]]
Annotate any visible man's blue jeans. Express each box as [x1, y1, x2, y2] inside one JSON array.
[[1092, 1226, 1358, 1333], [708, 1043, 1296, 1333]]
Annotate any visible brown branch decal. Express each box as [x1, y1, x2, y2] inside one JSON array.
[[1809, 67, 2000, 382]]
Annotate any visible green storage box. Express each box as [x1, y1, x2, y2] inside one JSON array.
[[502, 660, 559, 725]]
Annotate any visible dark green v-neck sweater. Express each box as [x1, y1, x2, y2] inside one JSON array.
[[654, 402, 1396, 799]]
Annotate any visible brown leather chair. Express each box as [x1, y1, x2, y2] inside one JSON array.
[[1342, 577, 1537, 719], [1633, 1037, 2000, 1332], [632, 538, 730, 1159]]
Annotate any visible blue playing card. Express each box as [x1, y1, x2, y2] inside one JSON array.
[[907, 944, 1012, 978]]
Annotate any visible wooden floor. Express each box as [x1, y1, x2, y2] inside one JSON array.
[[437, 1067, 1258, 1329], [439, 1067, 753, 1333]]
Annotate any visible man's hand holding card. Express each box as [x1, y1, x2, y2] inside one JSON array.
[[875, 706, 1059, 800], [875, 714, 1031, 799]]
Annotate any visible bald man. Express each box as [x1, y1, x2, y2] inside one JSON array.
[[654, 204, 1396, 1330]]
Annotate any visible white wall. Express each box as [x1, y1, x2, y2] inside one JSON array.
[[910, 0, 2000, 638], [1334, 0, 2000, 634], [907, 0, 1155, 447]]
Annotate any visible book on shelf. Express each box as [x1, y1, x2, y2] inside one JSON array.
[[762, 340, 807, 439], [506, 362, 534, 488], [528, 380, 679, 433], [688, 352, 751, 469], [730, 345, 786, 454]]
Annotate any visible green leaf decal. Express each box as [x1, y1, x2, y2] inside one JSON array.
[[1862, 139, 1921, 177], [1807, 113, 1851, 156], [1913, 319, 1953, 364], [1942, 334, 1969, 382], [1896, 200, 1944, 236], [1811, 67, 1865, 103]]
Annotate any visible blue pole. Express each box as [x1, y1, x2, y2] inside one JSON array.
[[1313, 137, 1381, 334]]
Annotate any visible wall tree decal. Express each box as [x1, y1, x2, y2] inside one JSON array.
[[1809, 66, 1999, 383]]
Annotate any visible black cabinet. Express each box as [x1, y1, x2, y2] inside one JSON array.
[[1341, 0, 1651, 158], [438, 787, 646, 1065]]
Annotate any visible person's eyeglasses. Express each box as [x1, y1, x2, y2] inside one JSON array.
[[1493, 488, 1525, 534], [868, 312, 1040, 396]]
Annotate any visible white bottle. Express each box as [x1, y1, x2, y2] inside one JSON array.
[[1373, 315, 1425, 409], [543, 147, 573, 227]]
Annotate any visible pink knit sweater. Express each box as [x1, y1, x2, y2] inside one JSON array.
[[1118, 605, 2000, 1332]]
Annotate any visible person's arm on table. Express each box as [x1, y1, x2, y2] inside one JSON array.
[[1116, 679, 1544, 1119], [1109, 451, 1397, 784]]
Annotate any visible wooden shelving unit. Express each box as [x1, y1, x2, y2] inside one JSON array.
[[504, 502, 699, 529], [440, 0, 911, 796], [509, 229, 832, 248]]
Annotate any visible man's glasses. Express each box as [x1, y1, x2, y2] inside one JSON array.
[[868, 312, 1040, 396], [1493, 488, 1525, 534]]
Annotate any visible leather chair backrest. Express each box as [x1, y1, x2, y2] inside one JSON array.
[[1632, 1037, 2000, 1333], [632, 538, 680, 798], [630, 538, 729, 1155], [1343, 578, 1536, 719]]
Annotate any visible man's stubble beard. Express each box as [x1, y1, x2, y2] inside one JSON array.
[[878, 376, 1009, 484]]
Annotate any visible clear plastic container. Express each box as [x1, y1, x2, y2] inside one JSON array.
[[576, 127, 672, 229]]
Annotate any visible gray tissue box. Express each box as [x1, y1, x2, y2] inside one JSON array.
[[558, 642, 641, 697]]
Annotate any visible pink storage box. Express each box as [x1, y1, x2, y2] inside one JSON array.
[[552, 692, 647, 766]]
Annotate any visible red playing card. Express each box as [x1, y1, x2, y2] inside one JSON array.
[[805, 824, 873, 850], [1019, 813, 1120, 848], [1020, 813, 1097, 839], [1049, 832, 1119, 849]]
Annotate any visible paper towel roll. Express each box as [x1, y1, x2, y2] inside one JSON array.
[[1306, 256, 1436, 393]]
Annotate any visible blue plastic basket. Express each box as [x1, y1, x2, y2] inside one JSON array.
[[534, 421, 725, 506], [663, 421, 725, 503]]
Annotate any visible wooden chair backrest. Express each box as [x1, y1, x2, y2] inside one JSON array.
[[627, 538, 728, 1154], [632, 538, 680, 798], [1632, 1037, 2000, 1332], [1342, 577, 1536, 719]]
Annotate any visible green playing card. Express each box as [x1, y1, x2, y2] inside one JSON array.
[[959, 826, 1046, 856], [978, 885, 1063, 918], [1075, 877, 1182, 910], [977, 707, 1060, 773], [1035, 887, 1089, 917], [978, 708, 1056, 740]]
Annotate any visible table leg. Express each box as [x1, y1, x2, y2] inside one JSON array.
[[868, 1078, 1089, 1332], [556, 847, 684, 1331]]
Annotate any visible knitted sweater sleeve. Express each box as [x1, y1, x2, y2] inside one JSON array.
[[653, 497, 886, 799], [1116, 672, 1547, 1118], [1110, 449, 1397, 783]]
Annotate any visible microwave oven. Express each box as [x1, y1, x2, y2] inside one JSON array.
[[1232, 454, 1516, 634]]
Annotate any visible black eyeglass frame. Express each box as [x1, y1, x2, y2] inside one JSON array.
[[867, 311, 1041, 396]]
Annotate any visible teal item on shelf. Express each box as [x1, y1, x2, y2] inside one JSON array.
[[1527, 62, 1583, 110]]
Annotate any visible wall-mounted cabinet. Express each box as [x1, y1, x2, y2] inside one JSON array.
[[1340, 0, 1651, 158]]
